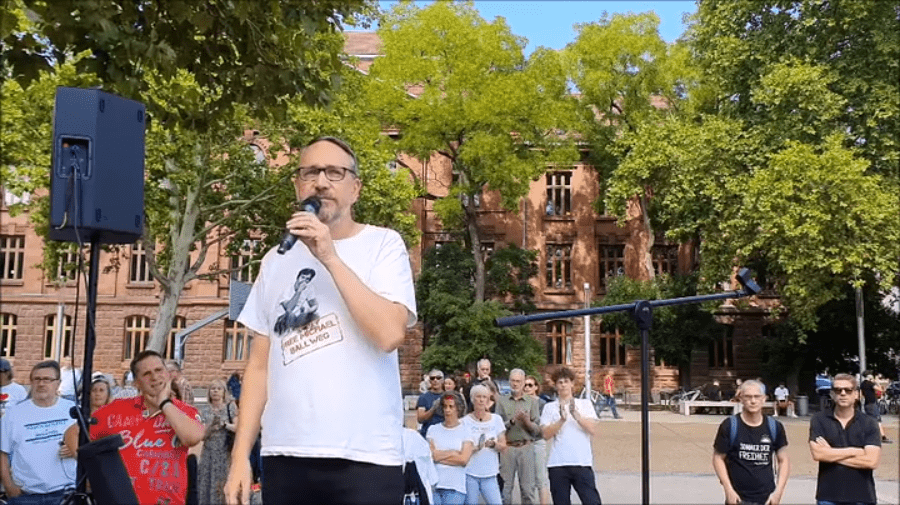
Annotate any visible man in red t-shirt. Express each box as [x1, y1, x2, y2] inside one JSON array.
[[90, 350, 204, 505], [603, 369, 622, 419]]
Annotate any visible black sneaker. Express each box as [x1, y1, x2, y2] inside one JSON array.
[[882, 437, 893, 444]]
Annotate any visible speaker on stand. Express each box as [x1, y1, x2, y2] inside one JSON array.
[[49, 87, 145, 505]]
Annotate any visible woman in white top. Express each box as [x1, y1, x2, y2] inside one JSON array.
[[426, 390, 475, 505], [461, 384, 506, 505]]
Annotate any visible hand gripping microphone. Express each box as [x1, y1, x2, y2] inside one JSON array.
[[276, 197, 321, 254]]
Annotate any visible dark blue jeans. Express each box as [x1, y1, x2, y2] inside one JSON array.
[[8, 489, 69, 505], [548, 466, 601, 505]]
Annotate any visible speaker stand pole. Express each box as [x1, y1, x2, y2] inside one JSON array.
[[76, 236, 101, 495], [633, 301, 653, 505]]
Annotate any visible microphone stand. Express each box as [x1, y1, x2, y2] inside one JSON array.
[[496, 268, 762, 505]]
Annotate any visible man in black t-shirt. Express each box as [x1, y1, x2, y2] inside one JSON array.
[[809, 373, 882, 504], [860, 372, 891, 443], [713, 380, 790, 505]]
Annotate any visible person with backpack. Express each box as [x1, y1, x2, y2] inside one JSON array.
[[712, 379, 790, 505]]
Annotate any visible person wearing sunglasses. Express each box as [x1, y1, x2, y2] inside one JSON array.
[[417, 369, 447, 437], [809, 373, 882, 505]]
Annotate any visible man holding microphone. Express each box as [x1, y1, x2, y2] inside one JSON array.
[[224, 137, 417, 505]]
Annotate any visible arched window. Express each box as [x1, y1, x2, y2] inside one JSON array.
[[44, 314, 73, 359], [124, 316, 151, 360], [0, 313, 16, 357]]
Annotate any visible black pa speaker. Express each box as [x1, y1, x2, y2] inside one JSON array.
[[49, 87, 145, 244]]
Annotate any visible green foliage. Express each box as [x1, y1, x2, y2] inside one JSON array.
[[369, 0, 576, 299], [15, 0, 378, 127], [417, 242, 543, 376], [598, 273, 719, 368]]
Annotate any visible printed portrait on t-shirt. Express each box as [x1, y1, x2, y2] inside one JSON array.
[[274, 268, 320, 335]]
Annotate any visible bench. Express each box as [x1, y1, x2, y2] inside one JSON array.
[[681, 400, 778, 416]]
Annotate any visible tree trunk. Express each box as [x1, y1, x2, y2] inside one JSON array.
[[624, 194, 655, 281], [146, 180, 203, 354], [466, 196, 485, 302]]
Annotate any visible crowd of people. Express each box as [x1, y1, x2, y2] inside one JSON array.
[[417, 359, 604, 505]]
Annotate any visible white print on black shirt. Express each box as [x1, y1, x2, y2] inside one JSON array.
[[738, 434, 772, 465], [280, 313, 344, 365]]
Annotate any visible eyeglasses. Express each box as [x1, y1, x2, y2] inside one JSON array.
[[429, 376, 443, 380], [296, 166, 355, 182], [31, 377, 60, 384], [524, 383, 536, 388], [832, 387, 856, 395]]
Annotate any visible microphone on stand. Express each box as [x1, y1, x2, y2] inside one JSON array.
[[277, 197, 321, 254]]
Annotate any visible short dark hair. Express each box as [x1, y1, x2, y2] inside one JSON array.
[[551, 366, 576, 384], [30, 360, 61, 380], [131, 350, 164, 377]]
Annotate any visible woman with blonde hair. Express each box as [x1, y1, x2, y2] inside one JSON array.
[[62, 376, 115, 455], [198, 378, 238, 505]]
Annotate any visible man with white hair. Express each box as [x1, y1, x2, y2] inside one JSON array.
[[496, 368, 541, 505], [713, 379, 790, 505]]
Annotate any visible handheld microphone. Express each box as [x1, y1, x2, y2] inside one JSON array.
[[277, 197, 321, 254]]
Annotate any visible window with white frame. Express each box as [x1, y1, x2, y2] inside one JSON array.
[[223, 319, 250, 361], [124, 315, 151, 360], [546, 243, 573, 290], [129, 242, 153, 283], [230, 240, 259, 283], [0, 235, 25, 281], [55, 249, 80, 283], [0, 313, 16, 357], [43, 314, 73, 359], [545, 171, 573, 216], [165, 316, 186, 360]]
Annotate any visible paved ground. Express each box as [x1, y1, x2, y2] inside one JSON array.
[[406, 406, 900, 504]]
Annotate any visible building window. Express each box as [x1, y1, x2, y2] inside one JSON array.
[[0, 313, 16, 357], [546, 243, 573, 290], [652, 245, 678, 276], [0, 235, 25, 281], [545, 320, 573, 365], [599, 330, 627, 366], [124, 315, 151, 360], [709, 325, 735, 369], [230, 240, 259, 283], [224, 319, 250, 361], [165, 316, 186, 360], [545, 171, 572, 216], [43, 314, 73, 360], [129, 242, 153, 283], [599, 244, 625, 288], [55, 249, 80, 283]]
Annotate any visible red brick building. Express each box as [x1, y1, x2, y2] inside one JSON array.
[[0, 32, 772, 399]]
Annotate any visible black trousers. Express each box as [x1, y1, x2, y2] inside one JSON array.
[[262, 456, 403, 505], [548, 466, 602, 505]]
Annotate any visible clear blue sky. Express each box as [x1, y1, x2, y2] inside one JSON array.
[[378, 1, 697, 54]]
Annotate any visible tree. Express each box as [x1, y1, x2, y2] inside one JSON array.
[[597, 273, 719, 387], [566, 12, 695, 281], [368, 0, 577, 301], [1, 0, 422, 353], [417, 242, 544, 377]]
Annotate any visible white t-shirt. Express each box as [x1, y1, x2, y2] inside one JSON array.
[[774, 386, 789, 401], [426, 422, 475, 494], [0, 381, 28, 415], [239, 225, 417, 466], [540, 398, 597, 468], [461, 413, 505, 477], [0, 398, 76, 493]]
